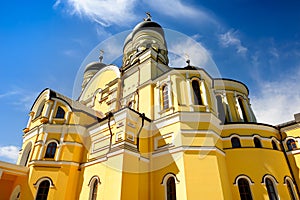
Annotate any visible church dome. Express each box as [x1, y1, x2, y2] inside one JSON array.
[[84, 62, 106, 73], [122, 14, 168, 68], [124, 20, 165, 46], [82, 57, 107, 90]]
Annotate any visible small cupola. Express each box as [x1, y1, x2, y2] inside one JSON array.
[[82, 50, 107, 90]]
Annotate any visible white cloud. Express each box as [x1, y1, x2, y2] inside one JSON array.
[[166, 33, 220, 77], [219, 30, 247, 55], [0, 146, 19, 163], [55, 0, 138, 27], [54, 0, 218, 27], [169, 38, 211, 67], [144, 0, 216, 24], [251, 68, 300, 125]]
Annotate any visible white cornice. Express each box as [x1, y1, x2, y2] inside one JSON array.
[[222, 123, 278, 133], [29, 160, 79, 167], [152, 146, 225, 157]]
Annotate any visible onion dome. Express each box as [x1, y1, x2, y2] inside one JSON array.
[[82, 51, 107, 90], [123, 13, 168, 68], [84, 62, 106, 73]]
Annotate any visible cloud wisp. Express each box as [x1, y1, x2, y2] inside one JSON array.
[[0, 145, 19, 163], [144, 0, 216, 24], [54, 0, 138, 27], [251, 67, 300, 125], [0, 87, 37, 112], [54, 0, 219, 28], [219, 30, 247, 55]]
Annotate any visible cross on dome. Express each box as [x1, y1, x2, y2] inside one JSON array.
[[144, 12, 152, 21]]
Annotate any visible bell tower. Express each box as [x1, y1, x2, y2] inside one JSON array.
[[120, 14, 170, 112]]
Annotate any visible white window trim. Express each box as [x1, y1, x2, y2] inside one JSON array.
[[161, 173, 179, 200], [158, 77, 173, 113], [10, 185, 21, 200], [284, 176, 298, 200], [234, 175, 254, 199], [34, 177, 54, 200], [262, 175, 280, 200], [19, 142, 33, 166], [88, 176, 101, 200], [235, 96, 246, 122], [44, 139, 59, 160], [190, 78, 209, 110], [154, 133, 174, 150], [234, 175, 254, 186]]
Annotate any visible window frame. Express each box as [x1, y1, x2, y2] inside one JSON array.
[[287, 138, 297, 151], [19, 142, 32, 166], [284, 177, 297, 200], [262, 175, 279, 200], [237, 178, 253, 200], [191, 79, 203, 105], [231, 137, 241, 148], [54, 106, 65, 119], [88, 176, 101, 200], [162, 84, 169, 110], [10, 185, 21, 200], [44, 141, 58, 159], [34, 103, 45, 119], [161, 173, 179, 200], [271, 140, 278, 150], [34, 177, 54, 200], [236, 96, 248, 122], [216, 94, 227, 123], [253, 137, 262, 148]]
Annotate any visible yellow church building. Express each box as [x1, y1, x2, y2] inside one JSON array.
[[1, 16, 300, 200]]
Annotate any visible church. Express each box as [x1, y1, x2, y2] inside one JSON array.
[[1, 15, 300, 200]]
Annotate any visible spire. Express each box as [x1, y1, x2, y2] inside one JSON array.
[[99, 50, 104, 63], [144, 12, 152, 21]]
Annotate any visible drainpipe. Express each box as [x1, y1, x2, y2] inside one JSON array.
[[107, 112, 114, 153], [136, 113, 145, 152], [278, 128, 300, 197]]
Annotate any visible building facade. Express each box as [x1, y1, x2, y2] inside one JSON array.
[[1, 17, 300, 200]]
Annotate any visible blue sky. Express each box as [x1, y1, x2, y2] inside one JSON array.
[[1, 0, 300, 163]]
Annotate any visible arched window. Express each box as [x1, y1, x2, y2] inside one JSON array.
[[237, 97, 248, 122], [36, 180, 50, 200], [90, 179, 98, 200], [35, 104, 45, 118], [192, 80, 202, 105], [162, 85, 169, 110], [44, 142, 57, 158], [162, 173, 178, 200], [254, 137, 262, 148], [287, 139, 297, 151], [55, 106, 65, 119], [238, 178, 253, 200], [10, 185, 21, 200], [167, 177, 176, 200], [88, 176, 100, 200], [265, 178, 278, 200], [272, 140, 278, 150], [19, 142, 32, 166], [231, 137, 241, 148], [216, 95, 226, 123], [286, 179, 297, 200]]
